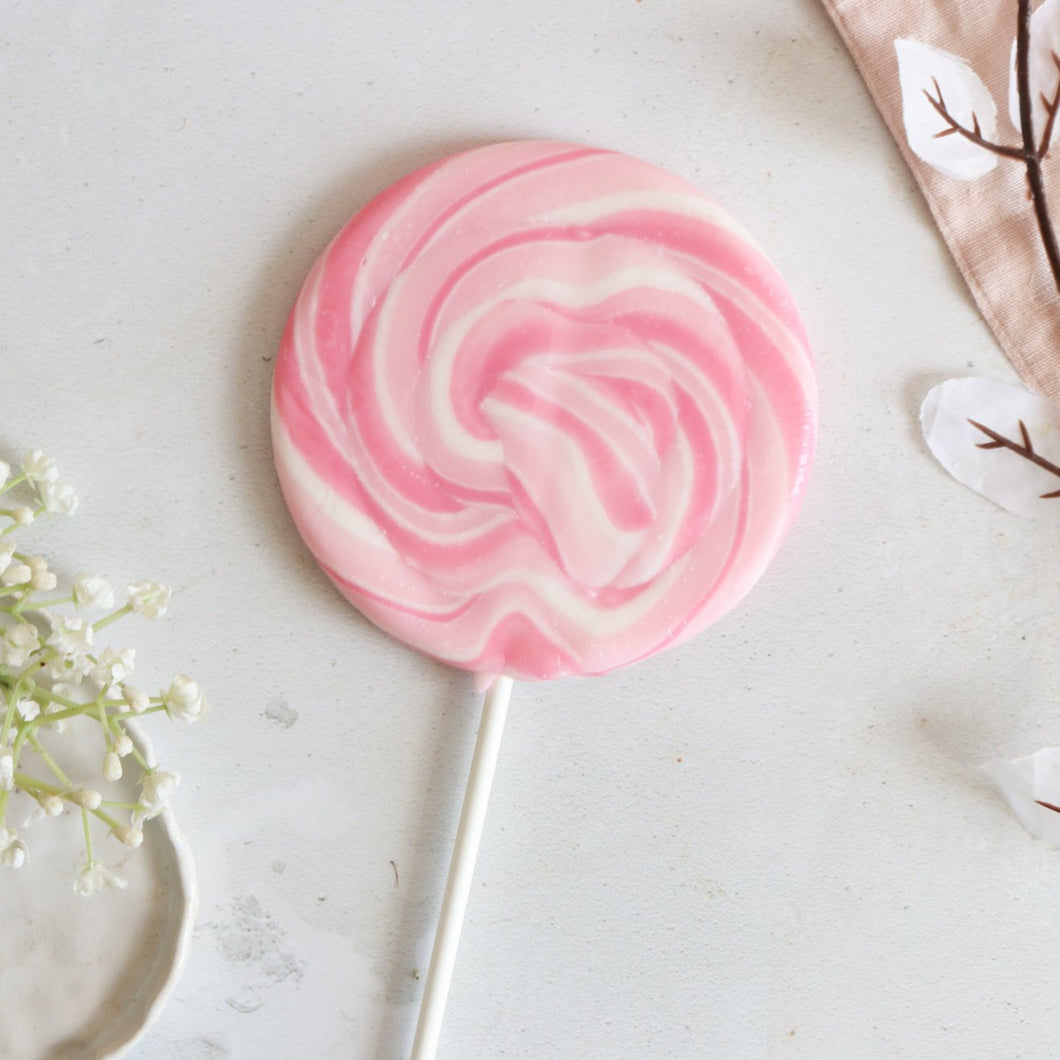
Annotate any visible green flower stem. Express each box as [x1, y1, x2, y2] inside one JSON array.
[[88, 806, 125, 833], [38, 596, 74, 608], [0, 692, 18, 749], [0, 473, 30, 498], [10, 724, 32, 761], [0, 665, 35, 747], [27, 680, 106, 714], [51, 687, 89, 710], [100, 800, 141, 810], [129, 745, 150, 772], [34, 701, 118, 726], [82, 806, 94, 865], [95, 697, 112, 747], [27, 731, 71, 787], [91, 604, 133, 634], [14, 771, 64, 796], [31, 697, 165, 729]]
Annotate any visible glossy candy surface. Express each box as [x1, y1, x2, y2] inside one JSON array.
[[272, 142, 816, 680]]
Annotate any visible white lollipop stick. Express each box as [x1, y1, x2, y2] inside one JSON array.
[[410, 674, 514, 1060]]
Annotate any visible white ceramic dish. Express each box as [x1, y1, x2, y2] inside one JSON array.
[[0, 720, 197, 1059]]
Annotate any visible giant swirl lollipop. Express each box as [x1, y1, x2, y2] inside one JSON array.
[[271, 141, 816, 1058]]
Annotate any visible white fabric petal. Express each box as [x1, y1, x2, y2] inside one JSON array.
[[896, 38, 1000, 180], [983, 748, 1060, 846], [921, 376, 1060, 517]]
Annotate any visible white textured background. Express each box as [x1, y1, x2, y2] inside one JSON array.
[[3, 1, 1058, 1057]]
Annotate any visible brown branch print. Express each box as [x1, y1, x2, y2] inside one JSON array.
[[1035, 51, 1060, 157], [968, 416, 1060, 497], [923, 80, 1026, 160], [1016, 0, 1060, 297], [904, 1, 1060, 297]]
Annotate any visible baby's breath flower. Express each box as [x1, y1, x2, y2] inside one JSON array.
[[0, 447, 196, 893], [1, 561, 31, 588], [15, 697, 38, 722], [50, 679, 83, 701], [163, 675, 206, 723], [136, 769, 179, 825], [73, 574, 115, 611], [31, 568, 57, 592], [45, 656, 86, 684], [74, 862, 127, 895], [46, 614, 93, 657], [121, 684, 149, 713], [40, 480, 77, 516], [102, 751, 122, 782], [112, 824, 142, 848], [127, 582, 171, 620], [90, 646, 134, 687], [2, 622, 40, 667], [42, 703, 67, 734], [0, 828, 27, 869], [23, 450, 58, 485], [69, 788, 101, 811]]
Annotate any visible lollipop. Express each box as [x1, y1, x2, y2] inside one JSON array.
[[271, 141, 816, 1057]]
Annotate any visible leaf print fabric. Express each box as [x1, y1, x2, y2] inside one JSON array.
[[822, 0, 1060, 400]]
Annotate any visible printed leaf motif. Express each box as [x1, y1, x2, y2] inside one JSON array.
[[1008, 0, 1060, 151], [896, 38, 1000, 180], [920, 376, 1060, 517], [983, 748, 1060, 846]]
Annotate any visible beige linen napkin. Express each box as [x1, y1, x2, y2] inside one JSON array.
[[822, 0, 1060, 400]]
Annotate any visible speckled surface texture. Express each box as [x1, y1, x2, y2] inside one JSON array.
[[3, 1, 1058, 1057]]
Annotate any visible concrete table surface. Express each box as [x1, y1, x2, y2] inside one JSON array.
[[2, 2, 1056, 1057]]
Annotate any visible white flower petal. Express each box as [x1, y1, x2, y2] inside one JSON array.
[[163, 675, 206, 722], [73, 574, 115, 611], [40, 480, 78, 516], [127, 582, 171, 620], [22, 449, 58, 485], [1, 562, 31, 587], [139, 770, 180, 817], [74, 862, 128, 896], [0, 828, 27, 869], [15, 698, 39, 722]]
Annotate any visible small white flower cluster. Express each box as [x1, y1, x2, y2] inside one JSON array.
[[0, 449, 78, 522], [0, 451, 204, 895]]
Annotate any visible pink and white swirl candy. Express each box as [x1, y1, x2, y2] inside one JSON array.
[[272, 142, 816, 681]]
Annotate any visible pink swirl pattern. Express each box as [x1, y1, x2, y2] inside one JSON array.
[[272, 142, 816, 681]]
